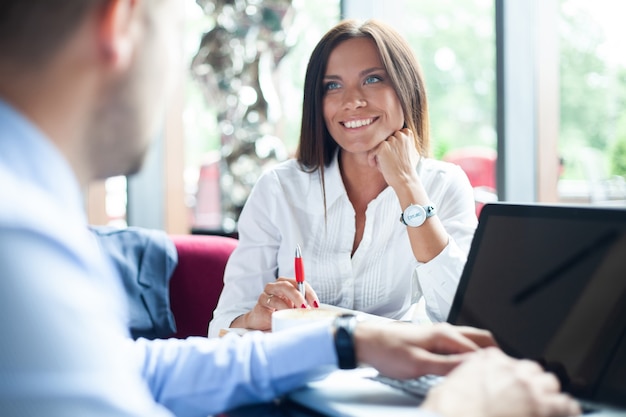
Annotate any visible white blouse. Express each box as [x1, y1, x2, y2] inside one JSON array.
[[208, 153, 477, 337]]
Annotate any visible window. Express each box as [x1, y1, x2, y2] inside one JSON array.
[[185, 0, 340, 232], [343, 0, 496, 158], [186, 0, 496, 230], [558, 0, 626, 205], [92, 0, 626, 231]]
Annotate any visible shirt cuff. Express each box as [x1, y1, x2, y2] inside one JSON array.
[[262, 321, 337, 379], [416, 239, 466, 322]]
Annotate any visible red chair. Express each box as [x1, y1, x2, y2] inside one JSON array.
[[443, 147, 498, 217], [168, 234, 238, 338]]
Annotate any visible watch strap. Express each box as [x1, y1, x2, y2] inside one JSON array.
[[424, 204, 436, 218], [333, 313, 357, 369]]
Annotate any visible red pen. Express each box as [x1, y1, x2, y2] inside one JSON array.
[[295, 244, 306, 301]]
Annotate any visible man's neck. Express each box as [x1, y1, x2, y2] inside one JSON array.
[[0, 65, 97, 188]]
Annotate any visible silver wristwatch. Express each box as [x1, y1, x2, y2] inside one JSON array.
[[400, 204, 436, 227]]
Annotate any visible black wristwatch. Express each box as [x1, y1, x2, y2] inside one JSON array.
[[333, 313, 357, 369]]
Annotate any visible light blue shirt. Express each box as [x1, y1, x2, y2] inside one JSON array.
[[0, 100, 338, 416]]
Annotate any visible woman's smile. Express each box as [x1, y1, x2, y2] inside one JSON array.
[[341, 117, 377, 129]]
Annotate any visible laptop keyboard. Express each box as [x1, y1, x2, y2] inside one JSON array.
[[369, 374, 444, 398], [579, 400, 603, 415], [373, 375, 607, 414]]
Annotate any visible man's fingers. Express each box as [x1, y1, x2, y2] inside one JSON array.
[[412, 350, 469, 376], [421, 323, 484, 354], [534, 371, 562, 394], [454, 325, 499, 348], [543, 394, 581, 417]]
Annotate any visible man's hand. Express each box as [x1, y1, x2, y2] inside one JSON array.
[[422, 347, 581, 417], [353, 321, 497, 379]]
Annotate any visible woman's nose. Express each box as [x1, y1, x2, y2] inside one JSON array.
[[342, 89, 367, 109]]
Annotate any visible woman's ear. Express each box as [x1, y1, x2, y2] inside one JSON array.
[[97, 0, 139, 71]]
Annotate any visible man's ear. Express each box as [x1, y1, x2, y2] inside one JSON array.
[[98, 0, 139, 71]]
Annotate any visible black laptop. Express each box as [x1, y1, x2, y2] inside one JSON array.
[[448, 202, 626, 413], [288, 202, 626, 416]]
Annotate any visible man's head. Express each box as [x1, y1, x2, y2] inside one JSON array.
[[0, 0, 180, 184]]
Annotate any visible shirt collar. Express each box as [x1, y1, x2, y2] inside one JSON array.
[[322, 149, 416, 209], [322, 149, 399, 208], [322, 149, 348, 208]]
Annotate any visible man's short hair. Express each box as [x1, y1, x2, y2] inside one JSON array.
[[0, 0, 102, 66]]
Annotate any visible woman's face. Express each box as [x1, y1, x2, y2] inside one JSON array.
[[322, 37, 404, 156]]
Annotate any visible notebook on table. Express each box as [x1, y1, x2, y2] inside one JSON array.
[[288, 203, 626, 416]]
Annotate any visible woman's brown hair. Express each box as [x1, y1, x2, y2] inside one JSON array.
[[296, 19, 430, 205]]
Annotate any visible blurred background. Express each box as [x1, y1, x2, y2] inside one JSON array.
[[86, 0, 626, 234]]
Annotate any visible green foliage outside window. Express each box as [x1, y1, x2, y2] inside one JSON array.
[[611, 136, 626, 178], [559, 0, 626, 180]]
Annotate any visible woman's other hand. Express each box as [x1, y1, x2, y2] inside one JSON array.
[[230, 278, 320, 331], [367, 128, 420, 190]]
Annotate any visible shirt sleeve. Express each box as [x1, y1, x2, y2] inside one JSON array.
[[415, 164, 478, 322], [0, 227, 172, 417], [208, 171, 283, 337], [414, 241, 468, 321], [414, 411, 445, 417], [1, 226, 338, 417], [137, 322, 337, 416]]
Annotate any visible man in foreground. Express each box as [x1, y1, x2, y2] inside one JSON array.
[[0, 1, 580, 416]]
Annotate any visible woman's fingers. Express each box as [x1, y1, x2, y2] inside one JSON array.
[[369, 128, 421, 188], [265, 278, 316, 309], [248, 277, 321, 331], [259, 291, 290, 311], [304, 282, 320, 308], [245, 278, 318, 330]]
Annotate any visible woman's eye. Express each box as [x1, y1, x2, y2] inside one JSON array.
[[324, 81, 341, 91], [364, 75, 382, 84]]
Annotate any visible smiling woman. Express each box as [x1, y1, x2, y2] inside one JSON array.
[[321, 37, 405, 157], [208, 19, 478, 338]]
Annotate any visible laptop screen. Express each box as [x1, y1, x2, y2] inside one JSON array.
[[447, 203, 626, 408]]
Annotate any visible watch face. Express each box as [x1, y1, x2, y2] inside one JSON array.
[[404, 204, 426, 227]]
